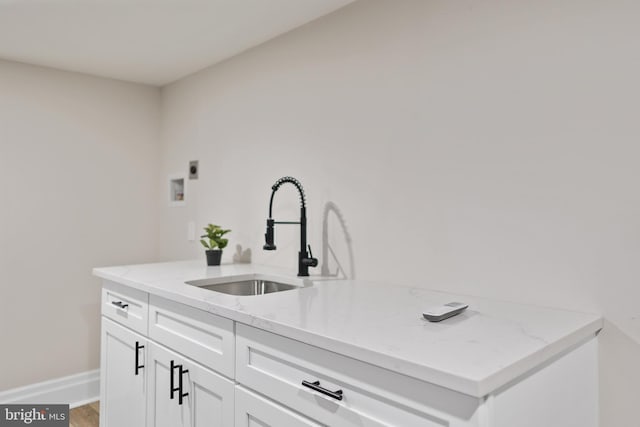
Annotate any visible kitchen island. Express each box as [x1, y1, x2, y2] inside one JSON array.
[[94, 260, 601, 427]]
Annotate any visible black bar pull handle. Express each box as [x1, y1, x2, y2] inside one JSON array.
[[170, 360, 189, 405], [301, 380, 343, 401], [179, 367, 189, 405], [170, 360, 179, 400], [134, 341, 144, 375], [112, 301, 129, 310]]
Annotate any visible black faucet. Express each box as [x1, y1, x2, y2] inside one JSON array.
[[264, 176, 318, 277]]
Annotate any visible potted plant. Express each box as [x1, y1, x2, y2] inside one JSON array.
[[200, 224, 231, 266]]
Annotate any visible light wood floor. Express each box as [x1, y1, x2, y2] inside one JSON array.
[[69, 401, 99, 427]]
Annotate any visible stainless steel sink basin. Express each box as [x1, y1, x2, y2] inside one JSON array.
[[186, 279, 299, 296]]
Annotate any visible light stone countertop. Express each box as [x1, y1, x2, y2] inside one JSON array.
[[93, 260, 602, 398]]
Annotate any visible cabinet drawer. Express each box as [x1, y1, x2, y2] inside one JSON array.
[[236, 324, 481, 427], [149, 295, 235, 379], [102, 281, 148, 335], [235, 386, 322, 427]]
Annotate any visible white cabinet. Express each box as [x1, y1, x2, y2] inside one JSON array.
[[99, 318, 147, 427], [147, 342, 234, 427], [235, 386, 322, 427], [100, 283, 234, 427]]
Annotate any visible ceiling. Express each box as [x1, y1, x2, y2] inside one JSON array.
[[0, 0, 354, 86]]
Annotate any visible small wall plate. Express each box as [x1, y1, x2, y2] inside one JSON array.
[[189, 160, 198, 180]]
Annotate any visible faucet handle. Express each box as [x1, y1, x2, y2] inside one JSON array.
[[304, 245, 318, 267], [263, 219, 276, 250]]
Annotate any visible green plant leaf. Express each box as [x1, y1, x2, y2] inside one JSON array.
[[201, 223, 231, 249]]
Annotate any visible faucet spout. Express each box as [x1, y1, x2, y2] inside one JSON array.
[[264, 177, 318, 276]]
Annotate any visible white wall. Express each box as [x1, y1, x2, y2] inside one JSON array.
[[159, 0, 640, 425], [0, 60, 160, 390]]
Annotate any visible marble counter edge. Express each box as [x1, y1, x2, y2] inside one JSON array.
[[475, 316, 602, 396]]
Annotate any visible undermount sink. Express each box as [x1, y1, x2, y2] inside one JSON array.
[[186, 278, 300, 296]]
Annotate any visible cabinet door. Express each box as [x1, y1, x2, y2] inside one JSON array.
[[100, 318, 147, 427], [147, 342, 234, 427], [147, 342, 188, 427], [235, 386, 323, 427]]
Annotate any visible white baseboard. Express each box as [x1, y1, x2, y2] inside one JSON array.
[[0, 370, 100, 408]]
